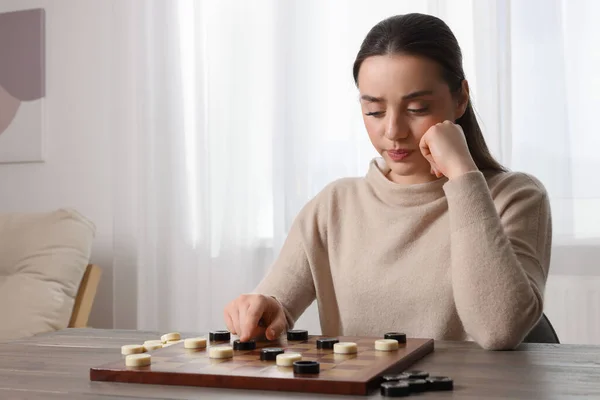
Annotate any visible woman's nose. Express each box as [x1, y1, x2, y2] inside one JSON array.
[[384, 114, 410, 140]]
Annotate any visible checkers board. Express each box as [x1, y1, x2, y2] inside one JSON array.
[[90, 335, 434, 395]]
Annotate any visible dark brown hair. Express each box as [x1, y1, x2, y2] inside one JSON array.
[[353, 13, 506, 172]]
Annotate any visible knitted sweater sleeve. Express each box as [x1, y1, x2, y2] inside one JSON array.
[[253, 191, 330, 330], [443, 171, 552, 350]]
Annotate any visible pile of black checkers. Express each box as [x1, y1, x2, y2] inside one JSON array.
[[380, 370, 453, 397]]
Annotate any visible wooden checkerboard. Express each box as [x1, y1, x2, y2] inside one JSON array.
[[90, 335, 434, 395]]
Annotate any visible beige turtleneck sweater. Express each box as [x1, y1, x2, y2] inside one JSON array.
[[254, 158, 552, 350]]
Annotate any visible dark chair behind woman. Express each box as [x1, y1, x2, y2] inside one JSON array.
[[523, 313, 560, 344]]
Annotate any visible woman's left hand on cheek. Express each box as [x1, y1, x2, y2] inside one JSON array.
[[419, 120, 478, 179]]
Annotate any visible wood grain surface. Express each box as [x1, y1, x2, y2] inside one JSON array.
[[1, 329, 600, 399]]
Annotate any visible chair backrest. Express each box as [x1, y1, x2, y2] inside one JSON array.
[[522, 313, 560, 344], [0, 209, 96, 341]]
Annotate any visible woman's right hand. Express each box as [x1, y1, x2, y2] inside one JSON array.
[[223, 294, 287, 342]]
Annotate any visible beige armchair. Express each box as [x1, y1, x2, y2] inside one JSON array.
[[0, 209, 97, 341]]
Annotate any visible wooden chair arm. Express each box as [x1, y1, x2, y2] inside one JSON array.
[[69, 264, 101, 328]]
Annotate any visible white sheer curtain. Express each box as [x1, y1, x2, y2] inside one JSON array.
[[507, 0, 600, 344], [112, 0, 600, 343]]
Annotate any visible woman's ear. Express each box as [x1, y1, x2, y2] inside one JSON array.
[[455, 79, 470, 120]]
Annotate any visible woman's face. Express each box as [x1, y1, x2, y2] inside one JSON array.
[[357, 54, 467, 184]]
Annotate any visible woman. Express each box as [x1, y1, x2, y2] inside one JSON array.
[[224, 13, 551, 350]]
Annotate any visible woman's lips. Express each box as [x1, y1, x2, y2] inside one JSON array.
[[387, 149, 412, 162]]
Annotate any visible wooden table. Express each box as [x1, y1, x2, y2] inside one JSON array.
[[1, 329, 599, 399]]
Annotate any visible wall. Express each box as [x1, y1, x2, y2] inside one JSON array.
[[0, 0, 115, 328]]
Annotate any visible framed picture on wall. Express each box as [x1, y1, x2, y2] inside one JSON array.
[[0, 8, 46, 163]]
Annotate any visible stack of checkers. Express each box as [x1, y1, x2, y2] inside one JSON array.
[[380, 370, 454, 397]]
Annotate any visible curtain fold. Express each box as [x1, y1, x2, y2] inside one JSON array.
[[112, 0, 600, 342]]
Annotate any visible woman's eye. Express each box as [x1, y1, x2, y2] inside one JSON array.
[[407, 107, 429, 114], [365, 111, 384, 117]]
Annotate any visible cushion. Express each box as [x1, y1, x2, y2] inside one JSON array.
[[0, 209, 96, 341]]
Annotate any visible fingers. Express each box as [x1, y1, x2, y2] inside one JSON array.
[[224, 294, 286, 342], [239, 300, 266, 342], [232, 307, 242, 338], [420, 130, 444, 178], [224, 300, 239, 335], [430, 163, 443, 178], [419, 133, 437, 167], [419, 135, 432, 159], [223, 308, 235, 335], [263, 296, 286, 340], [265, 313, 286, 341]]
